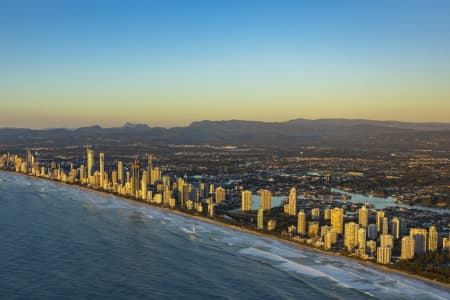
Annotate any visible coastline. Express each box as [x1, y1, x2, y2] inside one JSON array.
[[2, 170, 449, 291]]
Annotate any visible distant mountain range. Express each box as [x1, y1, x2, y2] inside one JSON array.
[[1, 119, 450, 151]]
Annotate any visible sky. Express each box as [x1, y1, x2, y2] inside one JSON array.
[[1, 0, 450, 128]]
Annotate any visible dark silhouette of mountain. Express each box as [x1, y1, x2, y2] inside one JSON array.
[[1, 119, 449, 150]]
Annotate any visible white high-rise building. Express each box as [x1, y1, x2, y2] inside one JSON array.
[[344, 222, 359, 251], [257, 207, 264, 230], [141, 171, 147, 200], [215, 187, 226, 204], [382, 217, 389, 235], [288, 187, 297, 216], [87, 147, 94, 181], [377, 246, 391, 264], [324, 232, 333, 250], [260, 189, 272, 211], [111, 170, 117, 185], [358, 205, 368, 228], [376, 210, 385, 232], [150, 167, 161, 185], [331, 207, 344, 234], [308, 222, 319, 237], [428, 226, 438, 252], [117, 161, 123, 183], [79, 165, 85, 183], [241, 190, 252, 212], [401, 236, 415, 259], [297, 210, 306, 235], [442, 237, 450, 251], [358, 227, 367, 250], [99, 152, 105, 188]]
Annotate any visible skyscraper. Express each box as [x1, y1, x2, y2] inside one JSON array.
[[401, 236, 415, 259], [297, 210, 306, 235], [377, 247, 391, 264], [443, 237, 450, 251], [207, 197, 214, 217], [358, 227, 367, 251], [141, 170, 147, 200], [391, 217, 400, 239], [131, 159, 140, 197], [215, 186, 226, 204], [147, 153, 153, 185], [428, 226, 438, 252], [241, 190, 252, 212], [260, 189, 272, 211], [344, 222, 359, 251], [288, 187, 297, 216], [324, 232, 333, 250], [382, 217, 389, 235], [400, 218, 408, 235], [182, 184, 191, 208], [410, 228, 427, 255], [331, 207, 344, 234], [79, 165, 85, 183], [99, 152, 105, 188], [163, 186, 171, 205], [117, 161, 123, 184], [25, 149, 32, 170], [87, 147, 94, 181], [367, 224, 377, 240], [358, 205, 368, 228], [111, 170, 117, 185], [189, 186, 199, 203], [376, 210, 385, 232], [150, 167, 161, 185], [257, 207, 264, 230]]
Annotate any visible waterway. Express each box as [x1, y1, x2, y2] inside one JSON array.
[[332, 188, 449, 214]]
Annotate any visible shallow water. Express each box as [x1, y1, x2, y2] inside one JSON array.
[[0, 172, 448, 299]]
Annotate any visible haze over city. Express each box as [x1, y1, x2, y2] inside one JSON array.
[[2, 1, 450, 128]]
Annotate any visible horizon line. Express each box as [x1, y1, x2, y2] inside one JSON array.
[[1, 117, 450, 130]]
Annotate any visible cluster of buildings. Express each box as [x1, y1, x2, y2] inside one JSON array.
[[245, 187, 449, 265], [250, 201, 449, 265], [1, 148, 449, 268], [0, 149, 228, 218]]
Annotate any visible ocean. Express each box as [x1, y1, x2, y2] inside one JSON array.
[[0, 172, 448, 299]]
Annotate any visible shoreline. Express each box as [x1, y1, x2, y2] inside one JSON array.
[[2, 170, 449, 291]]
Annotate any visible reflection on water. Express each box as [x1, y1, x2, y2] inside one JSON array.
[[332, 188, 449, 214]]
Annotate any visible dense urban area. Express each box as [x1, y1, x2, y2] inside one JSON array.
[[1, 140, 449, 284]]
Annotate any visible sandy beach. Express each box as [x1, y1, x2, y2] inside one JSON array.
[[3, 170, 450, 290]]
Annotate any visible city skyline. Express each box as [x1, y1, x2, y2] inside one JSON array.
[[2, 142, 449, 285], [2, 1, 450, 128]]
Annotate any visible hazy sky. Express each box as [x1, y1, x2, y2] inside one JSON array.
[[1, 0, 450, 128]]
